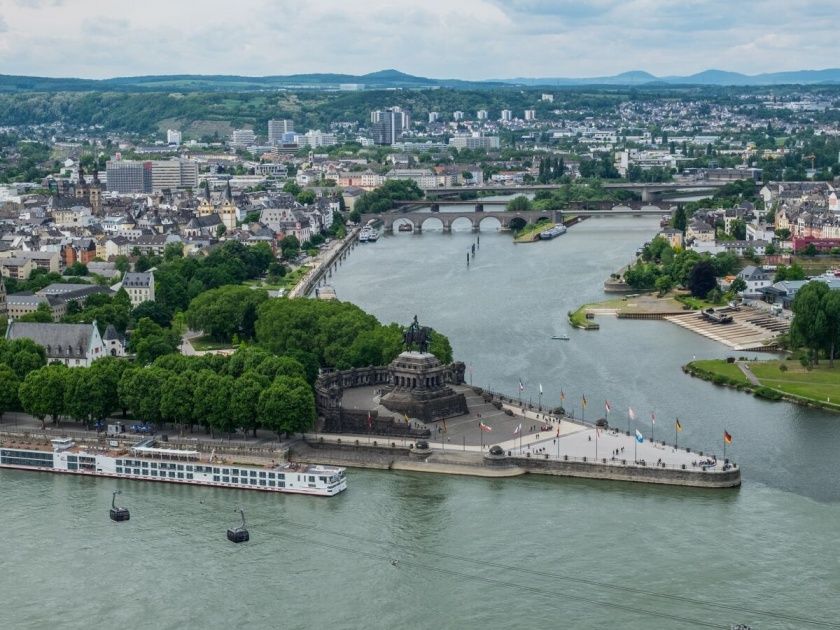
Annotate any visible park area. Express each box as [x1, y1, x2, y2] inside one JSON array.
[[686, 358, 840, 411]]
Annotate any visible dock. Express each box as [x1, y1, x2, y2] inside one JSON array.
[[665, 305, 787, 351]]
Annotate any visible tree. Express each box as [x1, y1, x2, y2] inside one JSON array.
[[160, 373, 194, 433], [823, 290, 840, 367], [672, 206, 687, 232], [64, 367, 111, 427], [0, 338, 47, 380], [185, 286, 268, 342], [131, 317, 180, 364], [790, 282, 829, 365], [506, 195, 532, 212], [730, 277, 747, 294], [114, 255, 130, 274], [19, 365, 67, 428], [296, 190, 316, 205], [775, 263, 806, 282], [230, 371, 269, 436], [163, 242, 183, 261], [20, 302, 54, 323], [258, 376, 315, 437], [118, 367, 167, 425], [132, 301, 172, 328], [282, 181, 302, 196], [192, 370, 234, 436], [64, 262, 88, 276], [803, 243, 818, 257], [0, 364, 20, 419], [688, 260, 718, 298], [655, 275, 673, 296]]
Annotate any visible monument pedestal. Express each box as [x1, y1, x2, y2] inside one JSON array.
[[381, 351, 468, 423]]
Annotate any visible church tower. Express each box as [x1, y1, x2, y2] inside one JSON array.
[[218, 180, 237, 231], [197, 180, 214, 217]]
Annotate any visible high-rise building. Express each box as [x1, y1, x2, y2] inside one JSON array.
[[231, 129, 256, 147], [370, 107, 409, 145], [268, 119, 295, 145], [106, 159, 198, 193], [296, 130, 338, 148], [541, 94, 554, 103], [448, 134, 500, 150], [167, 129, 182, 145], [453, 111, 464, 121], [524, 109, 537, 121], [428, 112, 440, 124], [500, 109, 513, 122], [477, 110, 488, 120], [106, 160, 149, 194]]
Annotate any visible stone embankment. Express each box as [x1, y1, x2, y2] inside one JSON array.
[[289, 227, 360, 298]]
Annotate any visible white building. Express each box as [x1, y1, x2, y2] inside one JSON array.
[[448, 134, 500, 150], [524, 110, 537, 121], [453, 111, 464, 121], [295, 130, 338, 148], [167, 129, 182, 145], [541, 94, 554, 103], [500, 110, 513, 122], [428, 112, 440, 124], [5, 321, 105, 367], [268, 119, 294, 145], [231, 129, 256, 147], [476, 110, 488, 120]]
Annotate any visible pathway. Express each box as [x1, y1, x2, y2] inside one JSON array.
[[737, 362, 761, 386]]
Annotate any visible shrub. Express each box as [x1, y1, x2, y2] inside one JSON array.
[[754, 387, 782, 401], [778, 363, 788, 372], [726, 357, 736, 364]]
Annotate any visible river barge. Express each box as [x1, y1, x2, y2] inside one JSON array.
[[539, 224, 567, 240], [0, 437, 347, 497]]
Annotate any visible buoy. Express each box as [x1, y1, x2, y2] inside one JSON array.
[[109, 490, 130, 522], [227, 508, 249, 543]]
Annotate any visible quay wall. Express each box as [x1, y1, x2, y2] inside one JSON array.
[[291, 228, 360, 298]]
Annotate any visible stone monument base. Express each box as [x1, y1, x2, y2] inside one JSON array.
[[381, 351, 468, 423]]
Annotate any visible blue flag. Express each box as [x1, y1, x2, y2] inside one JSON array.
[[635, 429, 644, 443]]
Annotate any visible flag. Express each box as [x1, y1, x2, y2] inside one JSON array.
[[628, 406, 636, 420], [443, 418, 448, 433], [675, 418, 683, 432], [650, 411, 655, 425], [556, 425, 560, 437], [724, 430, 732, 445], [479, 421, 493, 433], [518, 379, 525, 392], [581, 394, 588, 408], [560, 389, 566, 401], [404, 413, 410, 424], [635, 429, 644, 443], [367, 412, 373, 430], [539, 383, 543, 395], [513, 423, 522, 436], [605, 400, 611, 414]]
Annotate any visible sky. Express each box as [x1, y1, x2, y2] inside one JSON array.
[[0, 0, 834, 80]]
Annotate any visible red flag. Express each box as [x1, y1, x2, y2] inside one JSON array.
[[479, 421, 493, 432], [724, 430, 732, 445]]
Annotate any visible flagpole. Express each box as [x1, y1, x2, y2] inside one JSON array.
[[723, 435, 726, 461], [595, 428, 598, 460], [651, 414, 655, 443], [634, 434, 637, 463], [675, 420, 678, 449]]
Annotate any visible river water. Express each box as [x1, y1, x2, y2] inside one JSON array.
[[2, 217, 838, 629]]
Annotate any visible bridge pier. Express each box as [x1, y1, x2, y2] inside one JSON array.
[[475, 203, 484, 212], [431, 203, 440, 213]]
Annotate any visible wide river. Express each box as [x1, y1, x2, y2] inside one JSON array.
[[2, 217, 838, 629]]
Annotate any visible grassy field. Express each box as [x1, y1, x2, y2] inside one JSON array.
[[568, 304, 600, 330], [513, 221, 554, 243], [686, 359, 840, 410]]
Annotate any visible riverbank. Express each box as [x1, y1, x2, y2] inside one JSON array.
[[569, 294, 685, 329], [288, 227, 360, 298], [684, 358, 840, 412]]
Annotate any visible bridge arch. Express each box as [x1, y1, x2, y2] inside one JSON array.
[[450, 216, 475, 232], [392, 217, 415, 233], [420, 216, 444, 232], [508, 217, 528, 232], [477, 216, 502, 231]]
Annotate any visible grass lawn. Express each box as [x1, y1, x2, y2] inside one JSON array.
[[191, 335, 236, 351], [675, 295, 724, 310], [568, 304, 599, 329], [749, 360, 840, 404], [514, 221, 554, 243], [689, 360, 751, 385]]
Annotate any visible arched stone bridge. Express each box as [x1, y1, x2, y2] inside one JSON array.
[[365, 204, 672, 233]]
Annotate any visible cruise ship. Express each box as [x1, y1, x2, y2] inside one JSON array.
[[539, 224, 567, 240], [0, 437, 347, 497], [359, 226, 380, 242]]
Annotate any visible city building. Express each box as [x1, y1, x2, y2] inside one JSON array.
[[371, 108, 409, 146], [120, 271, 155, 307], [106, 160, 150, 194], [167, 129, 182, 145], [500, 110, 513, 122], [295, 130, 338, 148], [448, 134, 501, 150], [524, 110, 537, 121], [541, 94, 554, 103], [453, 111, 464, 121], [477, 110, 488, 121], [231, 129, 257, 147], [428, 112, 440, 124], [268, 119, 295, 145], [5, 321, 105, 367]]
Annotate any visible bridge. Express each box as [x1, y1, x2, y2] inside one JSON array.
[[393, 199, 674, 212], [422, 180, 728, 202], [366, 204, 673, 233]]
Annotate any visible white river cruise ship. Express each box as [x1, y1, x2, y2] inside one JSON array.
[[0, 437, 347, 497]]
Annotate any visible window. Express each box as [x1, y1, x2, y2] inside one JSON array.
[[187, 473, 193, 480], [133, 469, 140, 475], [213, 475, 220, 482], [259, 479, 266, 486], [232, 469, 239, 476], [222, 476, 229, 483]]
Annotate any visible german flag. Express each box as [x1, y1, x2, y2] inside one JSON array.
[[675, 418, 683, 432], [724, 430, 733, 444]]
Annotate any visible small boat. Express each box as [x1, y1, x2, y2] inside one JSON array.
[[551, 334, 570, 340], [539, 225, 567, 240]]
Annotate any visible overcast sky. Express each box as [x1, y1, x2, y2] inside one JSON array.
[[0, 0, 833, 79]]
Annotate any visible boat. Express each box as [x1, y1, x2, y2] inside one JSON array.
[[551, 334, 570, 340], [359, 226, 379, 242], [0, 437, 347, 497], [539, 225, 567, 240]]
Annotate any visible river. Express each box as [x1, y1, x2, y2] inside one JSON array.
[[2, 217, 838, 629]]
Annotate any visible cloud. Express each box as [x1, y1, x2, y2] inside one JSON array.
[[0, 0, 832, 79]]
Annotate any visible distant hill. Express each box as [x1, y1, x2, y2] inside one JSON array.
[[1, 67, 838, 93]]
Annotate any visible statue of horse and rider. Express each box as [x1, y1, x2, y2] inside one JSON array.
[[403, 315, 432, 353]]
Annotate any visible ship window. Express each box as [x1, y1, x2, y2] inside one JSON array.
[[151, 470, 157, 477], [116, 467, 122, 473], [259, 479, 266, 486], [232, 468, 239, 475], [231, 477, 238, 484], [222, 476, 229, 483], [186, 466, 193, 472], [276, 474, 284, 480], [250, 471, 257, 477], [167, 471, 174, 478], [68, 463, 78, 470], [308, 476, 315, 482], [259, 471, 266, 478], [268, 473, 275, 479], [222, 469, 229, 475], [177, 465, 184, 471], [268, 480, 275, 487], [213, 475, 220, 482], [177, 473, 184, 479], [277, 481, 285, 488], [187, 473, 193, 480], [134, 468, 140, 475], [68, 455, 78, 462], [250, 479, 256, 485], [142, 461, 148, 468]]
